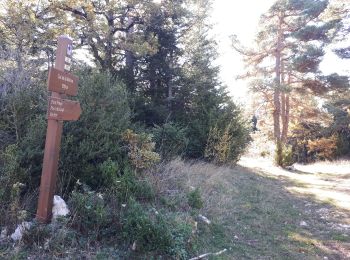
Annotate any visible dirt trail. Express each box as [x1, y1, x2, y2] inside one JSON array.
[[165, 158, 350, 259], [237, 156, 350, 259], [239, 157, 350, 211]]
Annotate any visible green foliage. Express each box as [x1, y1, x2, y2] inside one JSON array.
[[325, 73, 350, 91], [0, 144, 28, 226], [99, 158, 120, 188], [69, 188, 113, 239], [181, 93, 250, 161], [1, 70, 133, 192], [275, 141, 283, 167], [335, 47, 350, 59], [292, 46, 325, 73], [336, 131, 350, 156], [17, 116, 47, 188], [121, 199, 192, 258], [0, 73, 46, 147], [152, 122, 188, 160], [275, 141, 294, 167], [187, 188, 203, 210], [122, 129, 160, 170], [204, 103, 251, 165], [22, 220, 79, 253], [58, 71, 131, 189], [260, 150, 270, 157], [111, 170, 155, 203]]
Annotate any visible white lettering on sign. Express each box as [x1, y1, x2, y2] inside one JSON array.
[[62, 83, 68, 90], [52, 100, 62, 106], [57, 74, 73, 83], [49, 112, 58, 118], [51, 99, 63, 106], [50, 106, 64, 112]]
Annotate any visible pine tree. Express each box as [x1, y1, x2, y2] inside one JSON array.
[[176, 0, 250, 158], [233, 0, 342, 164]]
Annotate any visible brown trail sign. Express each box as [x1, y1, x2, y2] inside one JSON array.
[[36, 36, 81, 223], [47, 67, 79, 96], [48, 97, 81, 121]]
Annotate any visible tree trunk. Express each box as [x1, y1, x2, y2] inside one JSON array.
[[125, 17, 135, 93], [281, 93, 290, 141], [281, 72, 291, 141], [274, 15, 283, 165], [280, 59, 286, 142]]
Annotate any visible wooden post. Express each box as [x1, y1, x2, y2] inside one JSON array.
[[36, 36, 73, 223]]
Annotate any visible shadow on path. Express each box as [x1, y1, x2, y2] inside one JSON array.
[[176, 159, 350, 259]]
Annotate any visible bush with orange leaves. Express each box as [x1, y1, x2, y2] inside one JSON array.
[[122, 129, 160, 170], [307, 135, 338, 160]]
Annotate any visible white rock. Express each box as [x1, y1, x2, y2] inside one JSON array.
[[1, 227, 8, 239], [52, 195, 69, 219], [300, 221, 308, 227], [198, 214, 211, 225], [131, 241, 137, 251], [10, 221, 32, 241]]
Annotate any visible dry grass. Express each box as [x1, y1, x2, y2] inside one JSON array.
[[294, 160, 350, 175], [148, 158, 350, 259], [149, 159, 236, 215]]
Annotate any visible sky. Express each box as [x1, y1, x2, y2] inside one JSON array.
[[210, 0, 275, 103], [210, 0, 350, 103]]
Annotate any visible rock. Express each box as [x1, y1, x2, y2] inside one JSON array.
[[131, 241, 137, 251], [152, 208, 159, 215], [1, 227, 8, 239], [300, 221, 308, 227], [52, 195, 69, 220], [10, 221, 32, 241], [198, 214, 211, 225]]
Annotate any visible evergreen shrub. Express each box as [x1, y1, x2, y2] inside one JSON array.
[[58, 71, 131, 189], [275, 142, 294, 167], [187, 188, 203, 210], [152, 122, 188, 160], [121, 199, 192, 258], [204, 103, 251, 164]]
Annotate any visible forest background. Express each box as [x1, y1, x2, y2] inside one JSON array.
[[0, 0, 349, 258]]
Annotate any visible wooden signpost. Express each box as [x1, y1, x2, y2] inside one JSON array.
[[48, 97, 81, 121], [47, 67, 79, 96], [36, 36, 81, 223]]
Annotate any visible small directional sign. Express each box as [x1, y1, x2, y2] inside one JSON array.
[[47, 68, 78, 96], [47, 97, 81, 121]]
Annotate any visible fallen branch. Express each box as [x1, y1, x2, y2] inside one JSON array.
[[189, 248, 227, 260]]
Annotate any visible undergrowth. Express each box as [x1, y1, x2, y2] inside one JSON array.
[[0, 163, 202, 259]]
